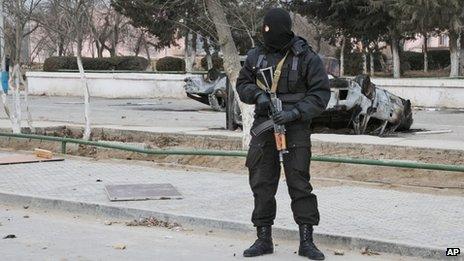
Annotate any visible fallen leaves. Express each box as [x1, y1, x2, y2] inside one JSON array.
[[126, 217, 181, 230]]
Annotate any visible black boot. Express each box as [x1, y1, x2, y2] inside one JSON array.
[[243, 226, 274, 257], [298, 225, 325, 260]]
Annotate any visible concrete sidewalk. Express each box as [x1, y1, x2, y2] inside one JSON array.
[[0, 151, 462, 260]]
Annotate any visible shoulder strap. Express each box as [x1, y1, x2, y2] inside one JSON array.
[[256, 54, 265, 68], [270, 51, 290, 93]]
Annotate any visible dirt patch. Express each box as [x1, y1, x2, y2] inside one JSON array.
[[1, 126, 463, 196]]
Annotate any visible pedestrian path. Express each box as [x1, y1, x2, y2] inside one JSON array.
[[0, 151, 462, 259]]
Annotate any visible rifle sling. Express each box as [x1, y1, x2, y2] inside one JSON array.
[[256, 51, 291, 94]]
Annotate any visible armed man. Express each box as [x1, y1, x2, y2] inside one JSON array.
[[236, 8, 331, 260]]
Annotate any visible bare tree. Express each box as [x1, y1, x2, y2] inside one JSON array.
[[88, 0, 129, 58], [0, 0, 10, 120], [204, 0, 254, 147], [3, 0, 42, 133], [58, 0, 93, 140], [37, 0, 73, 56]]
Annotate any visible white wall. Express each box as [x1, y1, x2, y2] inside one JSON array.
[[26, 72, 188, 99], [372, 78, 464, 108], [26, 72, 464, 108]]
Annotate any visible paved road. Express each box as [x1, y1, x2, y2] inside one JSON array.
[[0, 205, 420, 261], [1, 96, 463, 140], [1, 96, 464, 151], [0, 151, 462, 256]]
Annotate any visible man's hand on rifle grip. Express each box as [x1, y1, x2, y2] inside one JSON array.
[[272, 108, 301, 125], [255, 92, 271, 112]]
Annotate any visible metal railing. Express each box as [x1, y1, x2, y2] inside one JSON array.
[[0, 132, 463, 173]]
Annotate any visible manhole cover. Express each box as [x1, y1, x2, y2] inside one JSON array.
[[105, 183, 183, 201]]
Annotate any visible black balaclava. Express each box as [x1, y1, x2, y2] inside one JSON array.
[[262, 8, 294, 52]]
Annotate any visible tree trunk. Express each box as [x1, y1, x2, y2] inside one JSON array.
[[144, 43, 151, 69], [422, 33, 428, 73], [95, 41, 104, 58], [11, 1, 22, 133], [362, 50, 368, 74], [109, 47, 116, 57], [58, 35, 65, 56], [339, 37, 345, 76], [391, 36, 401, 78], [0, 0, 4, 71], [184, 31, 196, 72], [20, 66, 34, 132], [379, 54, 387, 73], [77, 36, 91, 140], [191, 33, 197, 70], [459, 29, 464, 76], [204, 0, 254, 148], [134, 32, 144, 57], [184, 31, 191, 72], [449, 32, 461, 77], [10, 64, 21, 133], [369, 50, 375, 77], [0, 0, 11, 121], [315, 35, 321, 53], [203, 37, 213, 70]]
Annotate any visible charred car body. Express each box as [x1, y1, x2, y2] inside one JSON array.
[[183, 59, 413, 136], [317, 75, 413, 135]]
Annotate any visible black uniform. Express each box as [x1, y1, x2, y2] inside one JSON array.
[[236, 36, 330, 227]]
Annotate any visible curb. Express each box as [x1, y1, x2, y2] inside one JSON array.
[[0, 191, 451, 260]]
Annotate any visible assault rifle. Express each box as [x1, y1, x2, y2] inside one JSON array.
[[257, 67, 288, 162]]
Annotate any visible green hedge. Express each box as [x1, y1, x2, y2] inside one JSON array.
[[402, 50, 450, 70], [43, 56, 149, 72], [200, 54, 224, 70], [156, 56, 185, 71]]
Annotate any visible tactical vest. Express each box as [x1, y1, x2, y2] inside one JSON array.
[[254, 51, 307, 103]]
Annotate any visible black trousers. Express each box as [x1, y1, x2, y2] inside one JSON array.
[[246, 127, 319, 227]]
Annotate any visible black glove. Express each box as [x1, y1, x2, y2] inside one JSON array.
[[273, 109, 301, 125], [255, 92, 271, 112]]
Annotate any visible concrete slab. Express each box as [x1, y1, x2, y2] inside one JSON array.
[[105, 183, 183, 201]]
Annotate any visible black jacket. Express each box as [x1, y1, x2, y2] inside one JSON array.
[[236, 36, 331, 126]]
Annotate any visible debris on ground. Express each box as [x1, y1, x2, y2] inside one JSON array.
[[361, 247, 380, 256], [23, 205, 29, 209], [23, 215, 29, 218], [3, 234, 17, 239], [113, 243, 126, 250], [334, 250, 345, 255], [34, 148, 53, 159], [104, 220, 120, 226], [125, 217, 181, 230]]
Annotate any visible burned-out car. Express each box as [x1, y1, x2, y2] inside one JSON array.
[[314, 75, 413, 135], [183, 58, 413, 136], [183, 69, 229, 112]]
